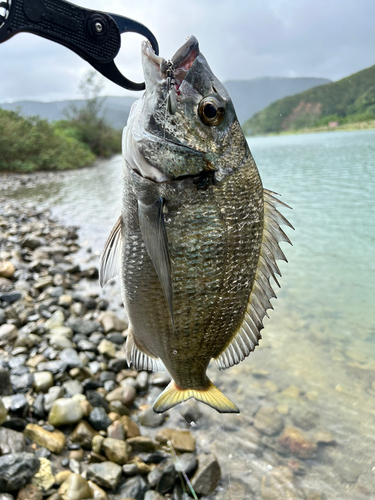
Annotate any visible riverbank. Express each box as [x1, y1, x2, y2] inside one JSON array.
[[246, 119, 375, 138], [0, 200, 219, 500]]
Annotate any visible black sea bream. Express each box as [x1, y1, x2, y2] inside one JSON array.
[[100, 36, 292, 413]]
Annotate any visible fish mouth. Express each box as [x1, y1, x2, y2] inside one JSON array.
[[142, 35, 200, 86]]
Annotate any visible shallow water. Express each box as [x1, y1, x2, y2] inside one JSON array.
[[4, 129, 375, 499]]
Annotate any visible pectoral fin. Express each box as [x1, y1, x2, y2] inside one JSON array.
[[138, 197, 173, 323], [99, 216, 122, 287]]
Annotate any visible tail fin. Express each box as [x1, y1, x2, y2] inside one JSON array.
[[152, 379, 239, 414]]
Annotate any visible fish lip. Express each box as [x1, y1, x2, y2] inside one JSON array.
[[171, 35, 200, 84], [142, 36, 200, 84], [142, 40, 164, 68]]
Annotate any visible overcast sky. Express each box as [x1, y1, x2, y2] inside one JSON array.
[[1, 0, 374, 102]]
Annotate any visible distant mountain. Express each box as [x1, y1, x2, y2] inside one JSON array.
[[243, 65, 375, 135], [223, 77, 331, 124], [0, 75, 332, 130], [0, 95, 137, 130]]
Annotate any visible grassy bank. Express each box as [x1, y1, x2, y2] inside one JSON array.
[[246, 119, 375, 138], [0, 107, 121, 172]]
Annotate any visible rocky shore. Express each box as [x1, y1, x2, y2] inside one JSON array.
[[0, 201, 220, 500]]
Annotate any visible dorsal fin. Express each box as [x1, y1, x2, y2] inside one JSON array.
[[125, 329, 166, 372], [99, 216, 122, 287], [215, 189, 293, 370]]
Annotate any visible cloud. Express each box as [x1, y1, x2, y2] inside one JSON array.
[[0, 0, 374, 102]]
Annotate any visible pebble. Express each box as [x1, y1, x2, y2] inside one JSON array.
[[98, 339, 117, 358], [155, 429, 195, 453], [0, 261, 16, 278], [148, 460, 176, 494], [261, 465, 305, 500], [70, 420, 98, 448], [102, 437, 131, 464], [24, 424, 66, 454], [107, 420, 125, 440], [0, 398, 8, 424], [34, 371, 54, 393], [115, 475, 148, 499], [0, 324, 18, 342], [335, 458, 362, 483], [139, 407, 166, 428], [87, 480, 109, 500], [0, 427, 25, 454], [31, 457, 55, 493], [191, 454, 221, 496], [120, 416, 140, 439], [88, 407, 112, 431], [254, 406, 284, 436], [279, 426, 317, 459], [48, 398, 85, 426], [16, 483, 43, 500], [58, 473, 92, 500], [0, 452, 40, 492], [86, 461, 123, 489], [98, 311, 127, 334]]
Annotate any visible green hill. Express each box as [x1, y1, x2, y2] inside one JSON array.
[[243, 65, 375, 135]]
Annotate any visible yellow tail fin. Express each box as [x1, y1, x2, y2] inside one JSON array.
[[152, 379, 239, 414]]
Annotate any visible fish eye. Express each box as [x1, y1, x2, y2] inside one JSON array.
[[198, 97, 225, 126]]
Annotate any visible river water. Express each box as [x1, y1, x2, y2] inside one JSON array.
[[4, 129, 375, 499]]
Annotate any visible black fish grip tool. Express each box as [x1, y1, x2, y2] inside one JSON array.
[[0, 0, 159, 90]]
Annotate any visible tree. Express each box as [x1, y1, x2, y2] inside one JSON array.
[[63, 70, 121, 157]]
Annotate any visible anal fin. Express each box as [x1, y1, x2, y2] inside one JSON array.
[[153, 379, 239, 413]]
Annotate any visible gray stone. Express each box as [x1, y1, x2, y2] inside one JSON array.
[[10, 373, 34, 393], [32, 394, 45, 419], [136, 371, 149, 390], [68, 318, 100, 335], [103, 380, 116, 392], [148, 460, 176, 494], [175, 453, 198, 477], [0, 427, 25, 454], [335, 458, 362, 483], [191, 454, 221, 496], [86, 461, 122, 489], [103, 437, 131, 465], [48, 398, 85, 426], [290, 407, 318, 430], [139, 407, 166, 427], [261, 466, 305, 500], [2, 394, 29, 416], [8, 356, 27, 370], [106, 332, 125, 345], [49, 335, 74, 350], [70, 420, 97, 449], [179, 402, 203, 424], [86, 390, 109, 411], [59, 348, 82, 369], [88, 406, 112, 431], [44, 386, 65, 412], [115, 475, 149, 500], [0, 452, 40, 492], [62, 380, 83, 397], [144, 492, 165, 500], [254, 406, 284, 436], [37, 360, 67, 374], [0, 368, 13, 396]]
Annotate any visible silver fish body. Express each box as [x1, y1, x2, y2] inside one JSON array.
[[100, 36, 292, 413]]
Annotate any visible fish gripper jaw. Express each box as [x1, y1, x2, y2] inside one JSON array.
[[0, 0, 159, 91]]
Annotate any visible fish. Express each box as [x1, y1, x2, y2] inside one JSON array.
[[100, 35, 293, 414]]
